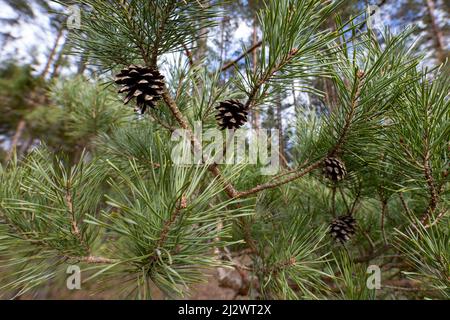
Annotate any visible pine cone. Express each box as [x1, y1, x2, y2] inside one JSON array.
[[215, 99, 248, 130], [114, 65, 165, 114], [322, 157, 347, 182], [329, 215, 357, 244]]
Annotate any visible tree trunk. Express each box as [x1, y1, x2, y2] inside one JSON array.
[[6, 119, 27, 162], [220, 17, 225, 63], [425, 0, 447, 64], [19, 136, 34, 156], [77, 53, 87, 75], [275, 93, 288, 168], [251, 14, 260, 129], [50, 39, 69, 80], [41, 24, 64, 79]]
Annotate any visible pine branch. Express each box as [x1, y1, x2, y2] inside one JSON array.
[[264, 257, 297, 276], [65, 187, 79, 237], [74, 255, 117, 264], [118, 0, 150, 65], [244, 48, 299, 110], [421, 148, 439, 225], [161, 86, 324, 199], [329, 70, 365, 156], [154, 195, 187, 253], [161, 86, 239, 198], [423, 209, 448, 229], [220, 40, 262, 73], [235, 159, 323, 198]]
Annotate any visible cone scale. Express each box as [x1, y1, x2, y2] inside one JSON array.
[[215, 99, 248, 130], [115, 65, 165, 114], [329, 215, 357, 244]]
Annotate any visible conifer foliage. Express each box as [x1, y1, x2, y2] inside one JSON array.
[[0, 0, 448, 300]]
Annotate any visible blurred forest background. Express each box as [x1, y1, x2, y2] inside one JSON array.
[[0, 0, 448, 300], [0, 0, 448, 166]]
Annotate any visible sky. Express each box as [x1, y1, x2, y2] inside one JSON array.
[[0, 2, 58, 73]]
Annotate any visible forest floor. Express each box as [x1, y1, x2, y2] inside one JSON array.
[[13, 268, 249, 300], [13, 254, 254, 300]]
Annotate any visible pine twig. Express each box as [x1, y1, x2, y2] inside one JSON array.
[[379, 191, 388, 245], [162, 86, 240, 198], [220, 41, 262, 72], [150, 2, 176, 66], [421, 149, 439, 225], [423, 209, 448, 229], [235, 160, 323, 198], [244, 48, 300, 110], [329, 70, 365, 156], [155, 195, 188, 252], [264, 257, 297, 276], [75, 256, 117, 264], [64, 182, 90, 253], [354, 244, 392, 263], [65, 190, 79, 237]]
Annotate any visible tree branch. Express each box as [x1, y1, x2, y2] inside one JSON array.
[[235, 160, 323, 198], [421, 149, 439, 225], [75, 255, 117, 264], [244, 48, 299, 110], [155, 197, 186, 250], [357, 0, 389, 32], [329, 71, 365, 156], [64, 182, 90, 253], [161, 87, 240, 198], [220, 40, 262, 72]]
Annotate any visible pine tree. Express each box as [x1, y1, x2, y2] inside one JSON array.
[[0, 0, 448, 300]]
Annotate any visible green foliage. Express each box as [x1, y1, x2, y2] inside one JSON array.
[[0, 0, 448, 300], [66, 0, 222, 69], [26, 76, 128, 154], [304, 28, 419, 161], [0, 148, 106, 296], [254, 212, 331, 299], [385, 67, 449, 212], [395, 218, 450, 298], [0, 62, 42, 135], [235, 0, 345, 108], [331, 251, 376, 300]]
